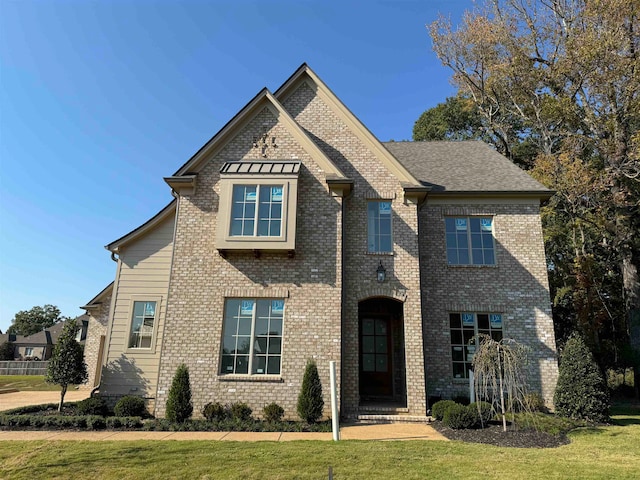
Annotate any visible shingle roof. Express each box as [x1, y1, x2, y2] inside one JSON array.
[[383, 141, 551, 195]]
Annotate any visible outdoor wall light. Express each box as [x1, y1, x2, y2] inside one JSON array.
[[376, 261, 386, 283]]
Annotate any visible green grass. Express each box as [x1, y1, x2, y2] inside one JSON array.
[[0, 375, 71, 391], [0, 411, 639, 480]]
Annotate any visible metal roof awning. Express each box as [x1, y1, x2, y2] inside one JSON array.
[[220, 160, 301, 175]]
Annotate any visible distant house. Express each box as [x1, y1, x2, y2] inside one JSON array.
[[83, 64, 559, 419], [0, 317, 88, 361]]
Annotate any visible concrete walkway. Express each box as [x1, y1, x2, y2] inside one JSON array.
[[0, 423, 447, 442], [0, 390, 90, 411]]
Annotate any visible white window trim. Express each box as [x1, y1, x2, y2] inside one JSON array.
[[125, 295, 162, 354]]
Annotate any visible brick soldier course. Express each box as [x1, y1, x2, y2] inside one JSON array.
[[84, 64, 559, 419]]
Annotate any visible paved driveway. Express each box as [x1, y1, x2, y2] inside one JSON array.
[[0, 390, 89, 411]]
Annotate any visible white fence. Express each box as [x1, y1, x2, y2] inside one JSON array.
[[0, 361, 49, 376]]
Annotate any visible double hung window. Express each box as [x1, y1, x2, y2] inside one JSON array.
[[367, 201, 392, 253], [450, 312, 503, 379], [445, 217, 495, 265], [221, 298, 284, 375], [128, 301, 157, 349]]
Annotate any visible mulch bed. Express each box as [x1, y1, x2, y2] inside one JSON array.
[[431, 421, 570, 448]]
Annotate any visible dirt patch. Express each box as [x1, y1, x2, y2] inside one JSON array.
[[431, 421, 569, 448]]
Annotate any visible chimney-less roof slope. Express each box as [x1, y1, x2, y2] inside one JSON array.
[[383, 141, 551, 195]]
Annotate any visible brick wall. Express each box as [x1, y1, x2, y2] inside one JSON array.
[[80, 293, 111, 390], [419, 201, 559, 408]]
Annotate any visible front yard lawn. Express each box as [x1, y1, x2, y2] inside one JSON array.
[[0, 408, 638, 480], [0, 375, 73, 392]]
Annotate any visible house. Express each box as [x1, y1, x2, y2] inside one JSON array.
[[0, 317, 88, 361], [82, 64, 559, 419]]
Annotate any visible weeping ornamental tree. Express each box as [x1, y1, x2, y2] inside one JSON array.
[[45, 319, 88, 412], [472, 335, 530, 432]]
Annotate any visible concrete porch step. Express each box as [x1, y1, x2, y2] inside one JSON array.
[[356, 414, 432, 424]]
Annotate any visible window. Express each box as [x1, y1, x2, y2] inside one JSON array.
[[445, 217, 495, 265], [128, 301, 157, 349], [367, 201, 392, 253], [230, 185, 283, 237], [216, 161, 300, 252], [450, 312, 503, 379], [25, 347, 34, 357], [221, 298, 284, 375]]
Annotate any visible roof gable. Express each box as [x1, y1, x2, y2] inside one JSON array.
[[274, 64, 423, 188], [106, 201, 176, 253], [171, 88, 346, 180]]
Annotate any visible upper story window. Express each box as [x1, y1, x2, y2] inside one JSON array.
[[368, 201, 392, 253], [216, 161, 300, 252], [445, 217, 495, 265], [231, 185, 283, 237], [128, 301, 157, 349]]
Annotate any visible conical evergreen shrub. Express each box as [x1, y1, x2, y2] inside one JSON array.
[[297, 359, 324, 423], [165, 363, 193, 423], [554, 334, 609, 422]]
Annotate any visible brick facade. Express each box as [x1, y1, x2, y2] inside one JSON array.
[[94, 65, 558, 419], [81, 291, 111, 390]]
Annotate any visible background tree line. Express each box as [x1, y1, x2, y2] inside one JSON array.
[[416, 0, 639, 395]]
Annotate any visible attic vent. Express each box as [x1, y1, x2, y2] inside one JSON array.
[[220, 161, 301, 175]]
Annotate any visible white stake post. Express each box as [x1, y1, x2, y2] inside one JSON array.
[[329, 360, 340, 441], [469, 370, 475, 403]]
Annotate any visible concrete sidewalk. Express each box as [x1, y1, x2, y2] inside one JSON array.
[[0, 423, 448, 442]]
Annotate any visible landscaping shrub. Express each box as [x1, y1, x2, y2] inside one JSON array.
[[554, 334, 610, 423], [86, 415, 107, 430], [230, 402, 253, 421], [297, 360, 324, 423], [443, 403, 478, 429], [106, 416, 143, 429], [114, 395, 147, 417], [202, 402, 227, 421], [166, 363, 193, 423], [522, 392, 547, 413], [469, 401, 493, 426], [76, 397, 109, 416], [431, 400, 457, 421], [263, 402, 285, 422]]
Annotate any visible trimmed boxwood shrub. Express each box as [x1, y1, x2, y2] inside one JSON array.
[[230, 402, 253, 421], [76, 397, 109, 416], [468, 401, 493, 426], [202, 402, 227, 421], [443, 404, 477, 429], [114, 395, 147, 417], [86, 415, 107, 430], [431, 400, 457, 421], [106, 416, 143, 429], [263, 403, 285, 422], [554, 334, 610, 423]]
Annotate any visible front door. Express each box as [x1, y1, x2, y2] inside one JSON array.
[[359, 316, 393, 397]]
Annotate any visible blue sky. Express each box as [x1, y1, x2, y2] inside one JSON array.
[[0, 0, 472, 333]]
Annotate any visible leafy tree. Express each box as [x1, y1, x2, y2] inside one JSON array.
[[297, 359, 324, 423], [45, 319, 88, 412], [413, 95, 484, 141], [165, 363, 193, 423], [0, 341, 14, 360], [429, 0, 640, 395], [7, 304, 65, 336], [554, 335, 610, 422]]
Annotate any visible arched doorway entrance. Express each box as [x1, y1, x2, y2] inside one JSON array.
[[358, 297, 406, 406]]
